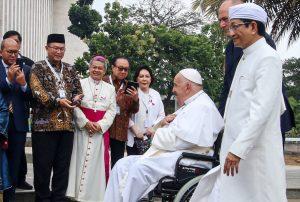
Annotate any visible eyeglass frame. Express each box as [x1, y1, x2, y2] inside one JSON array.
[[4, 49, 19, 56], [115, 66, 129, 72], [228, 22, 251, 32], [47, 46, 66, 52]]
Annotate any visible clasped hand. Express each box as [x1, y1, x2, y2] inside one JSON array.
[[85, 121, 102, 136], [8, 64, 26, 86]]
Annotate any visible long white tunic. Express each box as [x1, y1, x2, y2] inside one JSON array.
[[127, 88, 165, 147], [66, 77, 116, 202], [191, 38, 287, 202], [104, 90, 224, 202]]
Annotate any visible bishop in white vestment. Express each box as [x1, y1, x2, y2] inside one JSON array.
[[66, 56, 116, 202], [104, 68, 224, 202], [191, 3, 287, 202]]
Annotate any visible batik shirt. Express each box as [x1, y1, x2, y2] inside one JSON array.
[[30, 60, 82, 132]]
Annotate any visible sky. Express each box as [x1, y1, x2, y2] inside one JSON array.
[[92, 0, 300, 60]]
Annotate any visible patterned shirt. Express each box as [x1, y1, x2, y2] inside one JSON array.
[[29, 60, 82, 132], [103, 75, 139, 141]]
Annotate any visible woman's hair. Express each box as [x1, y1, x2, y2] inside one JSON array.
[[89, 55, 108, 69], [133, 65, 154, 85]]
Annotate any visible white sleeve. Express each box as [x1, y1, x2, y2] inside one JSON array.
[[97, 88, 117, 133]]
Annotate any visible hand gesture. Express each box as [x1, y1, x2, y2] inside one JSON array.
[[116, 89, 125, 104], [146, 127, 155, 138], [126, 86, 139, 102], [85, 121, 98, 136], [160, 114, 176, 127], [15, 69, 26, 86], [58, 98, 76, 109], [7, 64, 19, 82], [223, 152, 241, 176]]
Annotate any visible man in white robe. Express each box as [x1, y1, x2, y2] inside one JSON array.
[[191, 3, 287, 202], [67, 56, 116, 202], [104, 68, 224, 202]]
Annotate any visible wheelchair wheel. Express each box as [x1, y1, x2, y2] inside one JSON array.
[[173, 175, 202, 202]]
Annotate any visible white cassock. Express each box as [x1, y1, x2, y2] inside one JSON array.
[[191, 38, 287, 202], [104, 90, 224, 202], [66, 77, 116, 202], [127, 88, 165, 147]]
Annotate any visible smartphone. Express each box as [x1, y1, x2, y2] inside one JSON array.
[[16, 58, 24, 70], [125, 81, 139, 94]]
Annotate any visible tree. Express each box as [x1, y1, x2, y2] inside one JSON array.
[[191, 0, 300, 46], [69, 2, 225, 104], [128, 0, 205, 33], [68, 0, 102, 39], [283, 57, 300, 100]]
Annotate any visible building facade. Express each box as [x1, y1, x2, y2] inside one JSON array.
[[0, 0, 88, 64]]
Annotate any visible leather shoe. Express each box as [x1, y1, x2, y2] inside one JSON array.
[[17, 181, 33, 190]]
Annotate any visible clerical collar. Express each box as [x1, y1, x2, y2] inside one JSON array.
[[89, 76, 101, 85], [1, 59, 9, 68], [243, 37, 265, 56], [184, 90, 204, 105]]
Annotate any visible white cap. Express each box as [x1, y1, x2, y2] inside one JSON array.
[[229, 3, 268, 24], [179, 68, 202, 85]]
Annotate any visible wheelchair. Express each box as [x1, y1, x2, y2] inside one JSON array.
[[146, 134, 222, 202]]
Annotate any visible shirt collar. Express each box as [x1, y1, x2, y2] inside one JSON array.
[[243, 37, 265, 56], [184, 90, 204, 105], [1, 59, 9, 68]]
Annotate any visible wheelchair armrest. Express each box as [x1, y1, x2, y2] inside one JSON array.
[[181, 152, 216, 162]]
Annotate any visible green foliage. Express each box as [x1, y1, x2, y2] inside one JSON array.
[[68, 2, 102, 39], [287, 97, 300, 137], [70, 2, 225, 103], [76, 0, 94, 7], [283, 57, 300, 100], [283, 58, 300, 137]]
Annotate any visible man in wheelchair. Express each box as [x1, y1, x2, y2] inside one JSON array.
[[104, 68, 224, 202]]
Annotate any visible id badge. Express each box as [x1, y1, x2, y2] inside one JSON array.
[[116, 105, 120, 115], [58, 89, 66, 98]]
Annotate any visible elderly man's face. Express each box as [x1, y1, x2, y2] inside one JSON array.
[[218, 1, 232, 36], [0, 39, 19, 66], [172, 74, 188, 107], [89, 60, 106, 81], [112, 58, 129, 81], [45, 42, 65, 63], [229, 19, 255, 48]]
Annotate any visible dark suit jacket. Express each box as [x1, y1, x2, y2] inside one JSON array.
[[218, 34, 295, 133], [0, 60, 32, 133]]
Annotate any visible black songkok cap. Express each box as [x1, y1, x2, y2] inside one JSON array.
[[47, 34, 65, 44]]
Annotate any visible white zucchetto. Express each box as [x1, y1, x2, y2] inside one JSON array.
[[229, 3, 268, 24], [179, 68, 202, 85]]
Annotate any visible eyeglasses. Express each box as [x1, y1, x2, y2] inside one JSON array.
[[48, 46, 65, 52], [229, 23, 250, 32], [5, 50, 19, 56], [116, 66, 129, 72]]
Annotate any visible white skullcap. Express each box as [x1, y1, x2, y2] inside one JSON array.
[[229, 3, 267, 24], [179, 68, 202, 85]]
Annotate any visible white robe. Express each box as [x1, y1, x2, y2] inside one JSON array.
[[191, 38, 287, 202], [104, 90, 224, 202], [127, 88, 165, 147], [66, 77, 116, 202]]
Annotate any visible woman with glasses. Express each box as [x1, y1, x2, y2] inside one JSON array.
[[127, 65, 165, 155]]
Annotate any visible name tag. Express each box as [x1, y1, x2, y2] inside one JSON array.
[[116, 105, 120, 115], [58, 89, 66, 98]]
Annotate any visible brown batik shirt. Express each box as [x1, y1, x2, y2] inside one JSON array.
[[103, 75, 139, 141], [29, 60, 82, 132]]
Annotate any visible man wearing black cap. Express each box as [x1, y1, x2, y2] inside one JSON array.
[[30, 34, 82, 201]]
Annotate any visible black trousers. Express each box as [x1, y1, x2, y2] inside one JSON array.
[[110, 138, 126, 168], [7, 122, 27, 187], [32, 131, 74, 202], [18, 146, 28, 184]]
